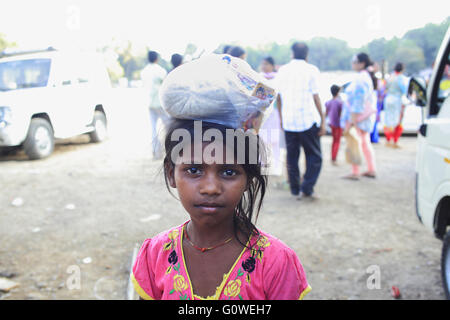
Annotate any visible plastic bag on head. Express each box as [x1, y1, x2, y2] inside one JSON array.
[[159, 54, 276, 131]]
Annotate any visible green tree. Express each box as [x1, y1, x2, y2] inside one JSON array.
[[403, 17, 450, 66], [116, 41, 147, 80], [0, 33, 16, 52], [307, 37, 354, 71], [390, 40, 426, 75], [245, 41, 292, 70]]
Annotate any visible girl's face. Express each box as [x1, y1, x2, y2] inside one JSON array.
[[260, 60, 274, 74], [352, 57, 365, 71], [167, 143, 248, 227]]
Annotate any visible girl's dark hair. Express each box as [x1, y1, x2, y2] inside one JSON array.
[[263, 56, 275, 66], [229, 46, 246, 58], [356, 52, 378, 90], [356, 52, 371, 68], [162, 118, 268, 248], [394, 62, 404, 73]]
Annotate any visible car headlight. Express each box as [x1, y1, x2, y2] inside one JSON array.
[[0, 106, 13, 128]]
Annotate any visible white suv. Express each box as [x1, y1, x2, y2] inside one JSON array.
[[0, 48, 111, 159], [409, 27, 450, 299]]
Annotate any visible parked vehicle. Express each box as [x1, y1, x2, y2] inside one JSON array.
[[408, 27, 450, 299], [0, 48, 111, 159]]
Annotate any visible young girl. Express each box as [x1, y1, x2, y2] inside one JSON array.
[[131, 54, 310, 300], [131, 119, 311, 300], [341, 53, 377, 180]]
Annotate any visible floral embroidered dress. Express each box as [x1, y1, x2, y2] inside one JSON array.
[[131, 221, 311, 300]]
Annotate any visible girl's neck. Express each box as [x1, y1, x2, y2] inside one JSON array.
[[186, 218, 235, 247]]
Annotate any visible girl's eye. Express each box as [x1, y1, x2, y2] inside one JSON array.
[[186, 167, 202, 175], [222, 169, 237, 177]]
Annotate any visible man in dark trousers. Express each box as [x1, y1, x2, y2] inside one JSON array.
[[275, 42, 326, 200]]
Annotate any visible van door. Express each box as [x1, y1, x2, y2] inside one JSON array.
[[71, 54, 100, 129], [417, 39, 450, 227], [46, 56, 81, 138]]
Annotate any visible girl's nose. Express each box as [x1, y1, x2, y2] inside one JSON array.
[[198, 173, 222, 196]]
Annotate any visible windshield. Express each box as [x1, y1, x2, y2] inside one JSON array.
[[0, 58, 51, 91]]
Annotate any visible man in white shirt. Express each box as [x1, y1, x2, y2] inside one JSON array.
[[141, 51, 168, 159], [276, 42, 326, 200]]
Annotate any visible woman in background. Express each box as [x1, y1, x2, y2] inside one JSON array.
[[259, 56, 286, 180], [341, 53, 377, 180], [383, 62, 408, 148]]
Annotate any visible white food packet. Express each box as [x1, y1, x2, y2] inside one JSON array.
[[159, 54, 276, 131]]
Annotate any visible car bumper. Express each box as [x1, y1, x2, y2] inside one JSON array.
[[0, 124, 26, 146]]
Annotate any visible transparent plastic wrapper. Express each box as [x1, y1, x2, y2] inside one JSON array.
[[159, 54, 276, 131]]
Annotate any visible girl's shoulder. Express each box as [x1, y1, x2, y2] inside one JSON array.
[[251, 229, 300, 259], [250, 229, 310, 299], [138, 223, 186, 253]]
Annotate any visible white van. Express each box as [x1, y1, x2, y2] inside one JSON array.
[[0, 48, 111, 159], [408, 27, 450, 299]]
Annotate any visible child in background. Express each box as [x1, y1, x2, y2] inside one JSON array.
[[325, 85, 343, 165]]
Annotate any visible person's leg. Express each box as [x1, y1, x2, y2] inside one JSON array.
[[298, 124, 322, 196], [331, 126, 338, 162], [383, 126, 393, 143], [351, 163, 360, 176], [335, 127, 343, 160], [358, 128, 376, 174], [270, 130, 283, 176], [154, 108, 170, 158], [371, 119, 379, 143], [285, 131, 301, 195], [149, 108, 159, 157], [393, 124, 403, 145]]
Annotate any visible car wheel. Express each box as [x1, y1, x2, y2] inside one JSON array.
[[442, 230, 450, 300], [89, 111, 107, 143], [24, 118, 54, 160]]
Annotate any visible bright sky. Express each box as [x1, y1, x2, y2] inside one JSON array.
[[0, 0, 449, 60]]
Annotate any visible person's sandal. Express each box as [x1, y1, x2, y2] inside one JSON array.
[[362, 171, 376, 178], [341, 174, 360, 180]]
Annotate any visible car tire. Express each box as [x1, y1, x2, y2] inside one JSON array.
[[23, 118, 54, 160], [89, 111, 107, 143], [442, 230, 450, 299]]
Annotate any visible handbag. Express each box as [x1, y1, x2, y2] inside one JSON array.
[[344, 127, 362, 165]]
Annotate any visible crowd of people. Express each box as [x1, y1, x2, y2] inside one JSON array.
[[139, 43, 410, 198]]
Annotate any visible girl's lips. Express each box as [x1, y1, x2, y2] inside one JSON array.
[[194, 203, 224, 208], [194, 203, 224, 213]]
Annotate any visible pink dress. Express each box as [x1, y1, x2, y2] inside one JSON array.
[[131, 221, 311, 300]]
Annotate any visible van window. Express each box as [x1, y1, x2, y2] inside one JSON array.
[[431, 49, 450, 115], [0, 58, 51, 91]]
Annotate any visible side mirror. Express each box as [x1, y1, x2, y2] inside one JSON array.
[[407, 77, 427, 107]]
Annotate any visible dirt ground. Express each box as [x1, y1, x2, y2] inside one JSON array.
[[0, 90, 446, 299]]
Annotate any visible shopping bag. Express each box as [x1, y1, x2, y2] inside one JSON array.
[[344, 127, 362, 165]]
